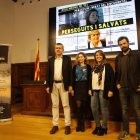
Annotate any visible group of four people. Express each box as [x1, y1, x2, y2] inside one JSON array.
[[46, 36, 140, 140]]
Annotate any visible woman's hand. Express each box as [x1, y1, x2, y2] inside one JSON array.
[[71, 90, 74, 96], [117, 84, 121, 89], [108, 91, 113, 97], [88, 90, 92, 96]]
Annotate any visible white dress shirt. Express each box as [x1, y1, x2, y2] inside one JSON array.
[[54, 57, 63, 81]]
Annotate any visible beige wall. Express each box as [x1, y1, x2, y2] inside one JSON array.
[[0, 0, 118, 63], [0, 0, 15, 52]]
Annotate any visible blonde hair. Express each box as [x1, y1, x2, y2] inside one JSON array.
[[88, 30, 100, 41], [94, 50, 107, 64], [75, 52, 88, 65]]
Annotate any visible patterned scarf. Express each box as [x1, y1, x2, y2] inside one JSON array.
[[92, 62, 105, 85]]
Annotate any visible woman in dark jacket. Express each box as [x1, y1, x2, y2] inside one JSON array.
[[72, 52, 91, 132], [89, 50, 115, 136]]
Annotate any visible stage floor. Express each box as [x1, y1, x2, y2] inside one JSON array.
[[0, 103, 137, 140]]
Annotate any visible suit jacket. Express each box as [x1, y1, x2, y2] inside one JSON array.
[[46, 55, 73, 93], [115, 50, 140, 91], [89, 63, 115, 99]]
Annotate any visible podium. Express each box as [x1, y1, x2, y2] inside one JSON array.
[[21, 82, 48, 115]]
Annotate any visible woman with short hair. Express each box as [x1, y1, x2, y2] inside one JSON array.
[[88, 30, 106, 49]]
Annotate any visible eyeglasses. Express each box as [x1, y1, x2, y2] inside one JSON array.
[[91, 34, 100, 37]]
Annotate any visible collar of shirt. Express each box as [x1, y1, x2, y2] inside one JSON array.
[[55, 55, 63, 59], [121, 49, 131, 56]]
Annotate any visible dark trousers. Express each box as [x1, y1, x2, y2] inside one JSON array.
[[119, 87, 140, 133]]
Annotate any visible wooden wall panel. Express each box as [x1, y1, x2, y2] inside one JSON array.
[[11, 58, 135, 121], [11, 62, 47, 105]]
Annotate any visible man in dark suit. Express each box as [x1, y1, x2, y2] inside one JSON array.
[[46, 43, 73, 135], [115, 36, 140, 140]]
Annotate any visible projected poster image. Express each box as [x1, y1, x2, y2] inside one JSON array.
[[53, 0, 138, 55], [85, 8, 104, 26], [87, 29, 106, 49], [58, 7, 104, 31]]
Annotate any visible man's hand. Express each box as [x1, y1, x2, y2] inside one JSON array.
[[71, 90, 74, 96], [108, 91, 113, 97], [137, 86, 140, 92], [88, 90, 92, 96], [117, 84, 121, 89], [46, 87, 50, 94], [68, 86, 72, 93]]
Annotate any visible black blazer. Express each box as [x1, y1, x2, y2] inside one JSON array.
[[73, 64, 91, 89], [88, 40, 106, 49], [115, 50, 140, 91], [89, 63, 115, 99], [46, 55, 73, 93]]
